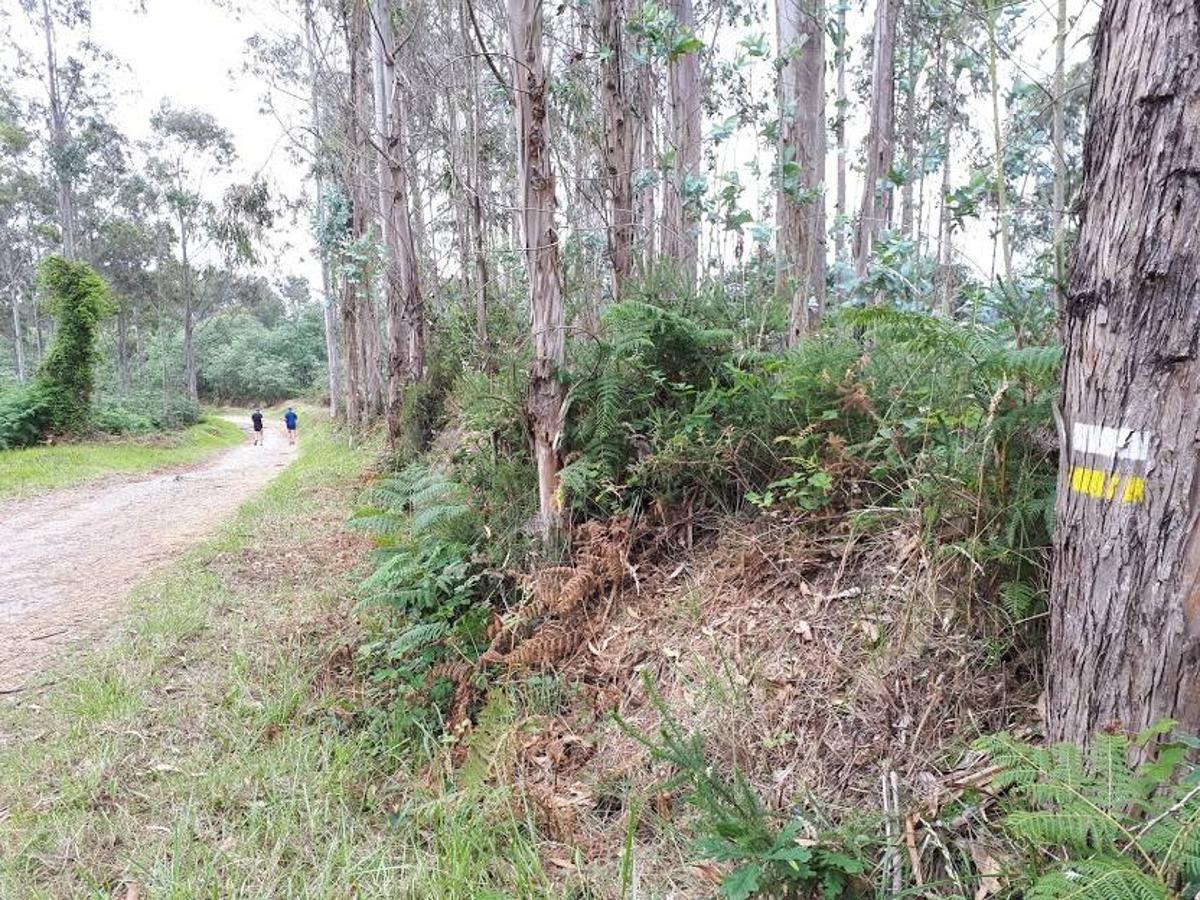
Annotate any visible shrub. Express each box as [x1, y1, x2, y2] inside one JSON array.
[[0, 382, 54, 450]]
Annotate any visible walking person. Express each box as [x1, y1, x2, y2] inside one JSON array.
[[251, 407, 264, 446], [283, 406, 298, 446]]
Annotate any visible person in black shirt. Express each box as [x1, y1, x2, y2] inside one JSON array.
[[251, 408, 264, 445]]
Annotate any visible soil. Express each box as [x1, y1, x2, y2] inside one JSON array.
[[0, 416, 297, 693]]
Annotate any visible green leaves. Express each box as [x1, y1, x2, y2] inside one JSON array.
[[668, 30, 704, 60]]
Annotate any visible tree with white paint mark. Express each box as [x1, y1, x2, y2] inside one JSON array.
[[1048, 0, 1200, 743]]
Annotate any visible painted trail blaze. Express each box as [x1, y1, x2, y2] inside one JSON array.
[[1068, 422, 1150, 504]]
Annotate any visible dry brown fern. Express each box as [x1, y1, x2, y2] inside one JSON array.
[[502, 623, 582, 669]]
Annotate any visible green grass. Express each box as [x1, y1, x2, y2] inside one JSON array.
[[0, 415, 244, 499], [0, 415, 555, 899]]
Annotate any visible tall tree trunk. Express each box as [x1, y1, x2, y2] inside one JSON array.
[[775, 0, 826, 342], [372, 0, 426, 446], [180, 221, 198, 402], [664, 0, 701, 285], [600, 0, 634, 299], [304, 0, 340, 420], [116, 305, 130, 392], [508, 0, 566, 539], [461, 0, 491, 366], [40, 0, 79, 260], [1051, 0, 1068, 305], [638, 57, 658, 273], [936, 25, 955, 316], [338, 0, 376, 428], [1047, 0, 1200, 743], [898, 0, 917, 239], [985, 0, 1013, 283], [852, 0, 899, 278], [937, 132, 954, 316], [833, 0, 847, 266], [10, 291, 25, 383]]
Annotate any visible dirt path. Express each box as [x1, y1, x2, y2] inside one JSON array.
[[0, 417, 297, 692]]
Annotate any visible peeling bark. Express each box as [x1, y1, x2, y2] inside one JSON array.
[[508, 0, 566, 538]]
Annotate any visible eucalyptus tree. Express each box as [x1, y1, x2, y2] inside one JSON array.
[[599, 0, 634, 299], [369, 0, 426, 446], [853, 0, 899, 279], [508, 0, 567, 537], [24, 0, 86, 258], [664, 0, 702, 285], [1048, 0, 1200, 742], [774, 0, 825, 340], [147, 102, 236, 401]]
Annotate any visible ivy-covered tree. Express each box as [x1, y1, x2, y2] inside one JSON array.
[[36, 254, 114, 432]]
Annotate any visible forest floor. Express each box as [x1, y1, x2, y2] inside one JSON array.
[[0, 415, 296, 693], [0, 416, 244, 499]]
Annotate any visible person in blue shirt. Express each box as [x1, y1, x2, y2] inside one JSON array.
[[283, 407, 298, 445]]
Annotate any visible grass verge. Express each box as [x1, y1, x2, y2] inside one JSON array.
[[0, 416, 550, 899], [0, 415, 244, 499]]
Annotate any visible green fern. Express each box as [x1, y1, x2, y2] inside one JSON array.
[[979, 725, 1200, 898]]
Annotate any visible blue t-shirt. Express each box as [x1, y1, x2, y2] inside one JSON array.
[[284, 411, 298, 429]]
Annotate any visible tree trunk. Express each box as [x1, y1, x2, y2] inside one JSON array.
[[852, 0, 899, 278], [1051, 0, 1068, 305], [600, 0, 634, 300], [40, 0, 79, 260], [116, 305, 130, 392], [638, 57, 658, 273], [936, 29, 955, 316], [508, 0, 566, 539], [303, 0, 342, 421], [1047, 0, 1200, 743], [462, 1, 491, 367], [899, 0, 917, 239], [338, 0, 376, 428], [833, 1, 847, 265], [775, 0, 826, 343], [180, 221, 198, 402], [372, 0, 426, 446], [10, 291, 25, 383], [664, 0, 701, 285], [985, 0, 1013, 283]]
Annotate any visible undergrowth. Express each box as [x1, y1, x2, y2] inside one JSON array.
[[349, 294, 1066, 896]]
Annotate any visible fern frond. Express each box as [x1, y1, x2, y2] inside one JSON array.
[[1025, 857, 1167, 900]]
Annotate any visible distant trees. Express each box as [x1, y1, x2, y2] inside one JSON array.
[[148, 104, 236, 402]]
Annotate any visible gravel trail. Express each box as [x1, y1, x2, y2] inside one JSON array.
[[0, 417, 296, 692]]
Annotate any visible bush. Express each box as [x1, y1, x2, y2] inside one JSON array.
[[555, 300, 1058, 623], [0, 382, 54, 450]]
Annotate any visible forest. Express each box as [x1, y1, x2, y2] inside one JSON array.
[[1, 0, 1198, 897]]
